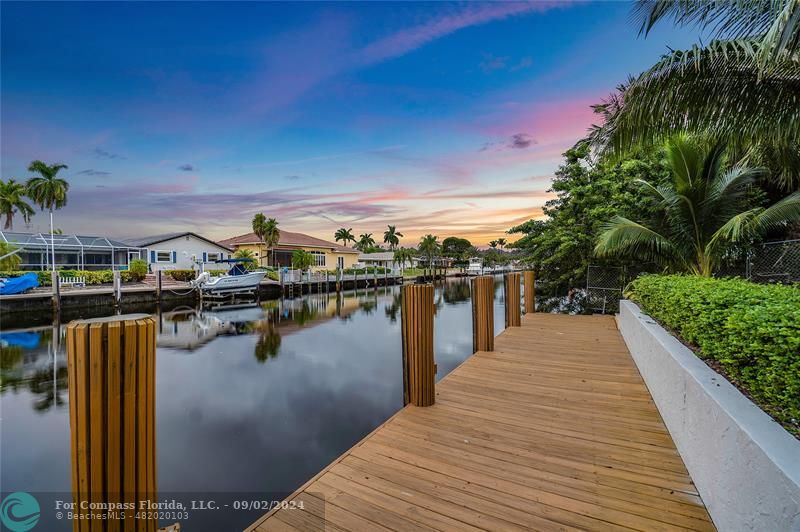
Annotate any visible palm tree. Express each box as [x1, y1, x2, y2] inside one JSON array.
[[356, 233, 375, 252], [263, 218, 280, 266], [418, 234, 440, 277], [26, 161, 69, 273], [496, 238, 507, 250], [0, 179, 34, 230], [594, 137, 800, 276], [590, 0, 800, 188], [291, 249, 313, 271], [251, 213, 267, 267], [488, 240, 498, 249], [233, 248, 257, 270], [393, 247, 415, 274], [334, 227, 356, 248], [383, 225, 403, 250]]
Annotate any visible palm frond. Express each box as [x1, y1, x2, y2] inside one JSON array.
[[594, 215, 684, 268], [593, 39, 800, 154], [633, 0, 800, 69], [750, 190, 800, 231]]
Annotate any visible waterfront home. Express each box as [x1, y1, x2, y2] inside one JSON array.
[[0, 231, 143, 270], [124, 232, 233, 272], [220, 230, 358, 271], [357, 251, 418, 270]]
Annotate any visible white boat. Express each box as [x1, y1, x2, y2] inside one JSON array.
[[191, 259, 267, 293], [467, 257, 484, 276]]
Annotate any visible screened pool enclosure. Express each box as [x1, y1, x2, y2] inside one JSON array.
[[0, 232, 143, 271]]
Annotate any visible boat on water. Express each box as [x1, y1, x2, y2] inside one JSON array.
[[466, 257, 484, 276], [191, 259, 267, 293]]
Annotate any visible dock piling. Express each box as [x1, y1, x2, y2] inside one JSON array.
[[401, 284, 435, 407], [156, 270, 162, 302], [471, 275, 494, 352], [66, 314, 157, 529], [51, 270, 61, 314], [523, 270, 535, 313], [505, 272, 521, 327]]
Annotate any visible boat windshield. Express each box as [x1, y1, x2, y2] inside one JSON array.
[[228, 263, 249, 276]]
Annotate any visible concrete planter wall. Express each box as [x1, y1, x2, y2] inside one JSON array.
[[617, 300, 800, 532]]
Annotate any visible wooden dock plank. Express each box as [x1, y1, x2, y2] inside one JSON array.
[[249, 313, 715, 531]]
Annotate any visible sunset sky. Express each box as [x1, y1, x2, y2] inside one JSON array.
[[1, 1, 694, 246]]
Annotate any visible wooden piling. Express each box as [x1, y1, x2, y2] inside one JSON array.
[[156, 270, 162, 302], [113, 270, 122, 306], [505, 272, 521, 327], [400, 284, 435, 407], [52, 270, 61, 313], [523, 270, 535, 314], [66, 314, 157, 532], [471, 275, 494, 352]]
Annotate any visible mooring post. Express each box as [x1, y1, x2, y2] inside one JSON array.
[[505, 272, 521, 327], [401, 283, 436, 406], [354, 269, 358, 289], [113, 270, 122, 306], [471, 275, 494, 352], [66, 314, 157, 528], [156, 270, 162, 302], [51, 270, 61, 314], [523, 270, 535, 314], [373, 267, 377, 289]]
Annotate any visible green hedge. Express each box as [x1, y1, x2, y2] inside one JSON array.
[[627, 274, 800, 435], [0, 270, 139, 286]]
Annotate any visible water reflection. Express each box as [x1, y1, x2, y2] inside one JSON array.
[[1, 277, 506, 531]]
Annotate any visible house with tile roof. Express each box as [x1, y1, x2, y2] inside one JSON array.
[[219, 229, 359, 271]]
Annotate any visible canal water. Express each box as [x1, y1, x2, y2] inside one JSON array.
[[0, 276, 507, 531]]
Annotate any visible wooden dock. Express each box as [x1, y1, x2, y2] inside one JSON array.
[[248, 313, 715, 531]]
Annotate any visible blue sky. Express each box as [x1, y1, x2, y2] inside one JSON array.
[[0, 1, 696, 245]]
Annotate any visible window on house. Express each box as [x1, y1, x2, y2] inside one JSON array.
[[207, 252, 222, 262], [156, 251, 172, 262], [310, 251, 326, 267]]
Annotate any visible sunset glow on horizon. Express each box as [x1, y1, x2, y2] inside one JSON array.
[[0, 2, 695, 246]]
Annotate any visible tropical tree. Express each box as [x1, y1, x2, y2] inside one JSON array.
[[0, 179, 34, 230], [233, 248, 257, 270], [393, 247, 415, 273], [26, 160, 69, 273], [263, 218, 280, 266], [383, 225, 403, 250], [334, 228, 355, 248], [251, 213, 267, 267], [508, 142, 671, 291], [356, 233, 375, 251], [496, 238, 507, 250], [590, 0, 800, 189], [0, 242, 22, 270], [595, 137, 800, 276], [418, 234, 440, 276], [488, 240, 498, 249], [291, 249, 314, 271]]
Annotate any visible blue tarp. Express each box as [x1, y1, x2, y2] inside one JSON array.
[[0, 332, 41, 349], [0, 272, 39, 295]]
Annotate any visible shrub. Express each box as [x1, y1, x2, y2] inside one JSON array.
[[627, 274, 800, 435], [165, 269, 196, 282], [128, 259, 148, 281], [0, 269, 141, 286]]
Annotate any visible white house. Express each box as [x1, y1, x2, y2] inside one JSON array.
[[357, 251, 419, 269], [125, 232, 232, 272]]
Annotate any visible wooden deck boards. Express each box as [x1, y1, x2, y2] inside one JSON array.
[[249, 313, 715, 531]]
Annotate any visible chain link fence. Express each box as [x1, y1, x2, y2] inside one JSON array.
[[748, 239, 800, 284], [586, 240, 799, 314]]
